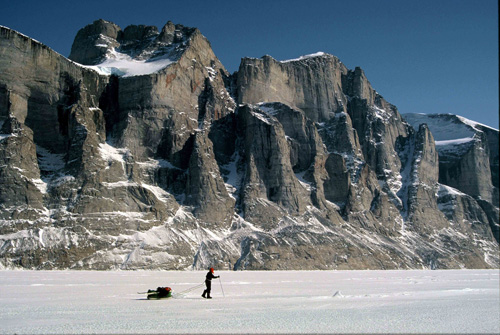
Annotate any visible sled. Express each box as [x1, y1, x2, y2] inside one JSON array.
[[143, 287, 172, 300]]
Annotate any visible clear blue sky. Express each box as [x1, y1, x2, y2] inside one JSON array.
[[1, 0, 498, 128]]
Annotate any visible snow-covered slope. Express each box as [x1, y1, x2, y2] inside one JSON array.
[[85, 50, 175, 77], [403, 113, 477, 142], [404, 113, 498, 141]]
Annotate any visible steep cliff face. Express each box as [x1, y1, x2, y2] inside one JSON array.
[[404, 125, 449, 234], [0, 22, 235, 269], [237, 53, 348, 122], [404, 113, 499, 243], [232, 53, 498, 269], [404, 114, 497, 202], [236, 105, 313, 228], [0, 26, 109, 222], [0, 22, 498, 270]]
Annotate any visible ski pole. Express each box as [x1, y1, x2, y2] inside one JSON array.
[[219, 277, 225, 298]]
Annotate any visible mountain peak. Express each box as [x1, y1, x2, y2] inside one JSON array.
[[68, 20, 200, 77]]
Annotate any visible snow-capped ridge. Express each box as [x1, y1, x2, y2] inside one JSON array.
[[457, 115, 498, 132], [243, 52, 334, 65], [403, 113, 498, 141], [281, 51, 328, 63], [434, 137, 475, 146]]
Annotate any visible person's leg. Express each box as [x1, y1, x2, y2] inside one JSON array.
[[206, 280, 212, 298], [202, 280, 209, 298]]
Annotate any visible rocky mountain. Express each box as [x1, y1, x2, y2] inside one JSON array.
[[404, 113, 499, 242], [0, 20, 498, 270]]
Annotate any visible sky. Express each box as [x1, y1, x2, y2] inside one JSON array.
[[1, 0, 498, 128]]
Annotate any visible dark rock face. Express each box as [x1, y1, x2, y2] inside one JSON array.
[[69, 19, 197, 66], [0, 23, 498, 270], [236, 105, 312, 228], [69, 19, 121, 65], [185, 132, 235, 226], [439, 136, 493, 202], [405, 125, 449, 234]]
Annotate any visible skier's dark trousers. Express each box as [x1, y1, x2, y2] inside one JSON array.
[[202, 268, 219, 299]]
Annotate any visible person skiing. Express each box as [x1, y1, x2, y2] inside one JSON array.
[[202, 267, 219, 299]]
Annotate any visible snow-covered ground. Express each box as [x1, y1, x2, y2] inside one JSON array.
[[0, 270, 498, 334]]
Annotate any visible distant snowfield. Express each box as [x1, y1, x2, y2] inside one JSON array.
[[84, 49, 174, 77], [0, 270, 498, 334]]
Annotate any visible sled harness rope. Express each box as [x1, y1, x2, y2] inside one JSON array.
[[172, 283, 205, 297]]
